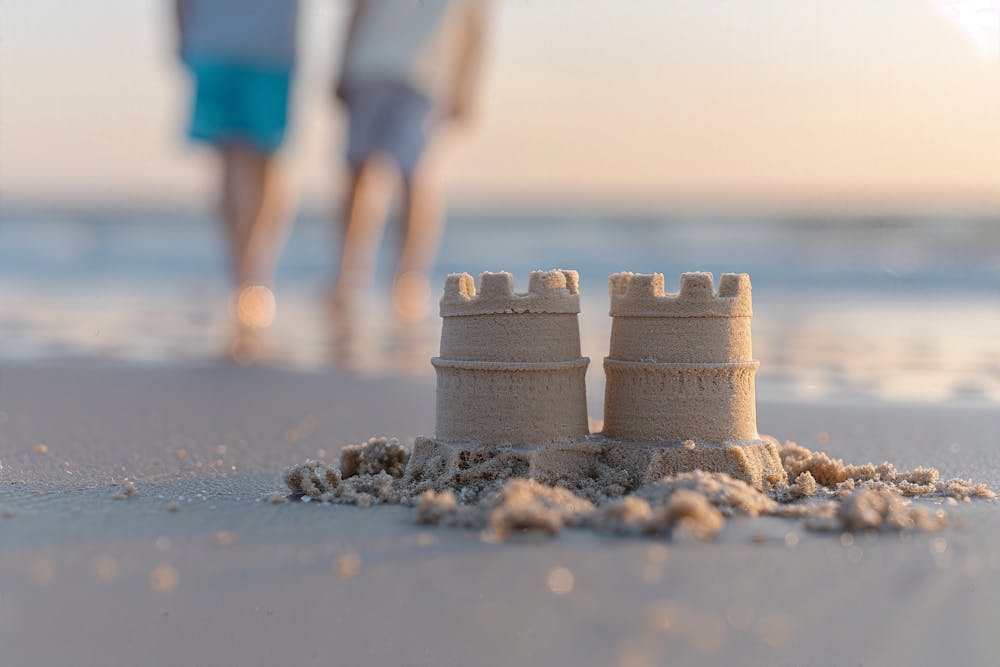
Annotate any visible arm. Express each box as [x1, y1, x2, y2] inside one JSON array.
[[448, 2, 488, 123], [335, 0, 366, 102], [174, 0, 190, 61]]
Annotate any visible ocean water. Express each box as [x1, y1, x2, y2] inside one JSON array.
[[2, 209, 1000, 405]]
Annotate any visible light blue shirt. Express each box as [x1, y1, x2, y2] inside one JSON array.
[[181, 0, 299, 69]]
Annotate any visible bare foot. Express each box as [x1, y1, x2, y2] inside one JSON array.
[[226, 284, 277, 365], [392, 270, 432, 323], [234, 284, 276, 329]]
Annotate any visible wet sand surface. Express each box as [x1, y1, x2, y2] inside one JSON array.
[[1, 364, 998, 667]]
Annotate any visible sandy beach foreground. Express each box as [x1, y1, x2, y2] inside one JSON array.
[[1, 364, 998, 667]]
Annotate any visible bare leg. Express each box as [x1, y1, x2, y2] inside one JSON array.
[[392, 162, 443, 322], [219, 143, 292, 287], [217, 143, 293, 361], [327, 157, 397, 367], [331, 156, 398, 310]]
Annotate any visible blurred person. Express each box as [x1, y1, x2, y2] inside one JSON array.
[[331, 0, 489, 324], [175, 0, 299, 362]]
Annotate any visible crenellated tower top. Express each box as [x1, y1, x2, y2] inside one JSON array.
[[441, 269, 580, 317], [608, 272, 751, 318]]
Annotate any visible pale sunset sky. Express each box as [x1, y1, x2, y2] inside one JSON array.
[[2, 0, 1000, 212]]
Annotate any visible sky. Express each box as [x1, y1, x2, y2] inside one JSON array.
[[2, 0, 1000, 213]]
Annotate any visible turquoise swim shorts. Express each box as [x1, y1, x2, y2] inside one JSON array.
[[186, 59, 292, 154]]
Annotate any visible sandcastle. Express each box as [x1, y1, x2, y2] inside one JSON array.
[[403, 270, 786, 493], [599, 271, 783, 488]]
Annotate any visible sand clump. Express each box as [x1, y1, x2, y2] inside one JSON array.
[[283, 437, 408, 507], [279, 436, 994, 542], [416, 479, 593, 538], [340, 437, 410, 479], [636, 471, 778, 517], [283, 459, 342, 498], [485, 479, 594, 539], [415, 490, 459, 525], [645, 490, 725, 541], [837, 487, 948, 533], [590, 496, 654, 534], [787, 472, 818, 498], [803, 487, 949, 533], [775, 439, 995, 502]]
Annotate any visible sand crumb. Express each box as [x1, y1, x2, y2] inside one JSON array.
[[280, 436, 994, 542], [415, 490, 458, 524], [113, 482, 138, 500]]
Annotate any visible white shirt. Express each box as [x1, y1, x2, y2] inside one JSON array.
[[340, 0, 482, 101]]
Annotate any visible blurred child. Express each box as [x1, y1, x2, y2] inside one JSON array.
[[175, 0, 299, 362], [332, 0, 489, 323]]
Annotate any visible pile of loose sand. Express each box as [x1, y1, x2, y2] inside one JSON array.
[[281, 436, 994, 541]]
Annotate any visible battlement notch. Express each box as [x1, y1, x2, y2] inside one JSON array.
[[609, 271, 751, 318], [441, 269, 580, 317]]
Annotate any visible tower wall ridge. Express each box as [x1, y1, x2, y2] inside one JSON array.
[[441, 269, 580, 316], [608, 271, 751, 318], [431, 357, 590, 372]]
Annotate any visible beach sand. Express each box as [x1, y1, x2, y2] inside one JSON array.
[[1, 363, 998, 666]]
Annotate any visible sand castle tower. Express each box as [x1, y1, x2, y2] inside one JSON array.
[[431, 270, 590, 445], [404, 270, 590, 489], [600, 272, 784, 488], [603, 272, 756, 442]]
